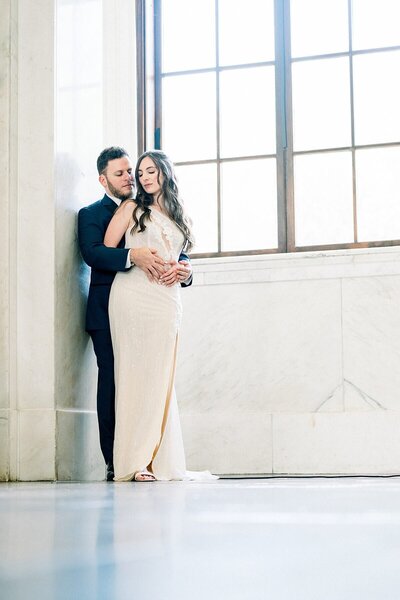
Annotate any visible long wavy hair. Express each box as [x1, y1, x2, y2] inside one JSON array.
[[132, 150, 194, 251]]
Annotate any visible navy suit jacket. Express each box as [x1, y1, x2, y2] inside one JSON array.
[[78, 194, 191, 332]]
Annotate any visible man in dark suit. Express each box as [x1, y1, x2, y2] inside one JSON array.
[[78, 146, 192, 481]]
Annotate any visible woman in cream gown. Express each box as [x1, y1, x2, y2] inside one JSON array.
[[105, 150, 214, 482]]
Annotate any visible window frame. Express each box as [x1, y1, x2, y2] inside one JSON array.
[[136, 0, 400, 258]]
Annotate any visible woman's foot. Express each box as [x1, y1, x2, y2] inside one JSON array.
[[134, 471, 156, 482]]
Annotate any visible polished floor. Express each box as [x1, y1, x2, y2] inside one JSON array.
[[1, 477, 400, 599]]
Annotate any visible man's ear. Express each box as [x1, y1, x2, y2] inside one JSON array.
[[99, 173, 107, 188]]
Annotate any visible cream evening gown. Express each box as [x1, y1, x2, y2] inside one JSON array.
[[109, 208, 210, 482]]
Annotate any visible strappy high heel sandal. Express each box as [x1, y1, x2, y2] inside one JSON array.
[[133, 471, 156, 482]]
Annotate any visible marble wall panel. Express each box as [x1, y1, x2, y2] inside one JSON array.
[[273, 411, 400, 474], [103, 0, 137, 150], [0, 410, 9, 481], [53, 0, 138, 477], [0, 3, 10, 411], [16, 0, 55, 410], [194, 247, 400, 284], [18, 410, 55, 481], [181, 412, 273, 474], [176, 278, 343, 416], [342, 276, 400, 412], [56, 410, 104, 481], [55, 0, 104, 412], [0, 1, 10, 412]]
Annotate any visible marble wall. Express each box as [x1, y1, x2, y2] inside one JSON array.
[[177, 248, 400, 475], [58, 245, 400, 478]]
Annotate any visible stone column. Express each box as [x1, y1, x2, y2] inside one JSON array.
[[0, 0, 57, 481]]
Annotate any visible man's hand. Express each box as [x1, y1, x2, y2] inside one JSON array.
[[130, 247, 166, 281], [159, 259, 192, 287]]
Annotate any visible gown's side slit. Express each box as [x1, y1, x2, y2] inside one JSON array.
[[150, 333, 179, 465]]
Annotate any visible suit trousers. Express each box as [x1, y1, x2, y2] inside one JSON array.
[[89, 328, 115, 465]]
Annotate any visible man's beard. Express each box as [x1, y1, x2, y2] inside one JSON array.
[[107, 179, 135, 200]]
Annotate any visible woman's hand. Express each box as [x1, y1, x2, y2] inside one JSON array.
[[130, 247, 166, 281], [159, 259, 192, 287]]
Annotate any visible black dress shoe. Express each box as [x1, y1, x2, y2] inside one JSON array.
[[106, 462, 114, 482]]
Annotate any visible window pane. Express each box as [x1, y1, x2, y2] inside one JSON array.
[[353, 51, 400, 146], [356, 147, 400, 242], [292, 57, 351, 151], [221, 159, 278, 251], [294, 152, 354, 246], [220, 66, 276, 158], [218, 0, 275, 66], [290, 0, 349, 58], [162, 73, 216, 162], [352, 0, 400, 51], [175, 163, 218, 253], [161, 0, 215, 72]]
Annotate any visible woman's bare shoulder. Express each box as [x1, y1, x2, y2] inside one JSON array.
[[121, 199, 137, 209], [117, 199, 137, 216]]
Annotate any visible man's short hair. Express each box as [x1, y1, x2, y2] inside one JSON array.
[[97, 146, 129, 175]]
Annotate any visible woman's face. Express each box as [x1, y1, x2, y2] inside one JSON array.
[[138, 156, 163, 197]]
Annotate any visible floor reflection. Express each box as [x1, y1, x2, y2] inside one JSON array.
[[1, 478, 400, 599]]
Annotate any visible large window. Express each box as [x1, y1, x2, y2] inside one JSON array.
[[137, 0, 400, 257]]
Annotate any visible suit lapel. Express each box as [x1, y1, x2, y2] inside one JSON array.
[[101, 194, 126, 249], [101, 194, 118, 214]]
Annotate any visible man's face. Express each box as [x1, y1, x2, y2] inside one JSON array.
[[99, 156, 135, 200]]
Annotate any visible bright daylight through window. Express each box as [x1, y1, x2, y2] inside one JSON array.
[[137, 0, 400, 257]]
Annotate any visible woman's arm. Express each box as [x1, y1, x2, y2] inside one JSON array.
[[104, 201, 135, 247], [104, 200, 166, 280], [78, 207, 130, 272]]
